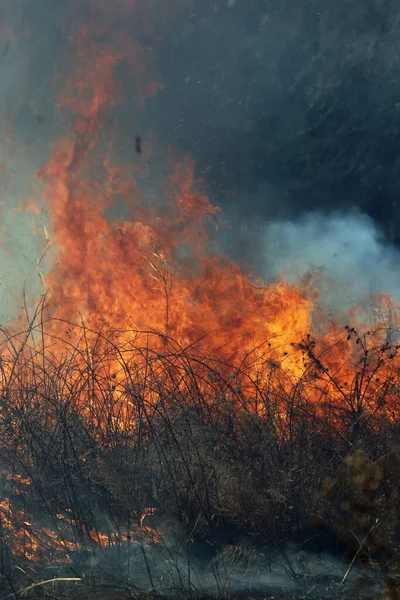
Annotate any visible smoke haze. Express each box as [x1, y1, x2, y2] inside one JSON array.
[[1, 0, 400, 318]]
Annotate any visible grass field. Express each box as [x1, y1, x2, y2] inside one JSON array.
[[0, 302, 398, 599]]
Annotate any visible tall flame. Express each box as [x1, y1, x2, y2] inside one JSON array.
[[33, 5, 314, 380]]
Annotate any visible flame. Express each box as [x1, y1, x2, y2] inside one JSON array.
[[34, 6, 314, 380], [1, 0, 400, 581], [7, 0, 398, 422], [0, 493, 158, 564]]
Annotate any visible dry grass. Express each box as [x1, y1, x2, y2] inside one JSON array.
[[0, 302, 399, 598]]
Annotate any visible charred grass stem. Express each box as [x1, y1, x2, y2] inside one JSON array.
[[0, 308, 398, 596]]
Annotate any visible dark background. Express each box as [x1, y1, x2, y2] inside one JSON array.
[[149, 0, 400, 243], [2, 0, 400, 311], [8, 0, 400, 237]]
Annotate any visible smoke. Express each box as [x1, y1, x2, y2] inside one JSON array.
[[262, 211, 400, 301], [154, 0, 400, 231], [1, 0, 400, 321], [242, 210, 400, 313], [146, 0, 400, 312], [50, 532, 385, 599], [1, 3, 399, 597], [0, 0, 62, 321]]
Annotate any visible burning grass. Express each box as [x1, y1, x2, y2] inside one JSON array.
[[2, 2, 400, 599], [0, 300, 399, 599]]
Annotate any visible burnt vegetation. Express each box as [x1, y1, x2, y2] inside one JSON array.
[[0, 303, 399, 599]]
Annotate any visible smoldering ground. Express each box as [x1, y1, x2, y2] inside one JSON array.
[[42, 529, 385, 599]]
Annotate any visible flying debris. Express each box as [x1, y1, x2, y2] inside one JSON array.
[[135, 134, 142, 154], [27, 99, 44, 124]]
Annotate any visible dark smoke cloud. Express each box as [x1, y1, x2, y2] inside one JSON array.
[[152, 0, 400, 236], [146, 0, 400, 308], [2, 0, 400, 318]]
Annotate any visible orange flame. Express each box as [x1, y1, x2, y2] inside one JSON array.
[[2, 0, 400, 575], [27, 1, 399, 419]]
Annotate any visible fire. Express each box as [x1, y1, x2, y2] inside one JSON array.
[[1, 1, 400, 593], [2, 0, 398, 423], [0, 492, 159, 564]]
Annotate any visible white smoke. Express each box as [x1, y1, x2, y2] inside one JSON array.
[[257, 210, 400, 314], [66, 534, 385, 599]]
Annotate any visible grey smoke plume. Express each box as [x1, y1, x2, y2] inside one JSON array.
[[47, 530, 386, 599], [215, 207, 400, 318], [261, 211, 400, 312]]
